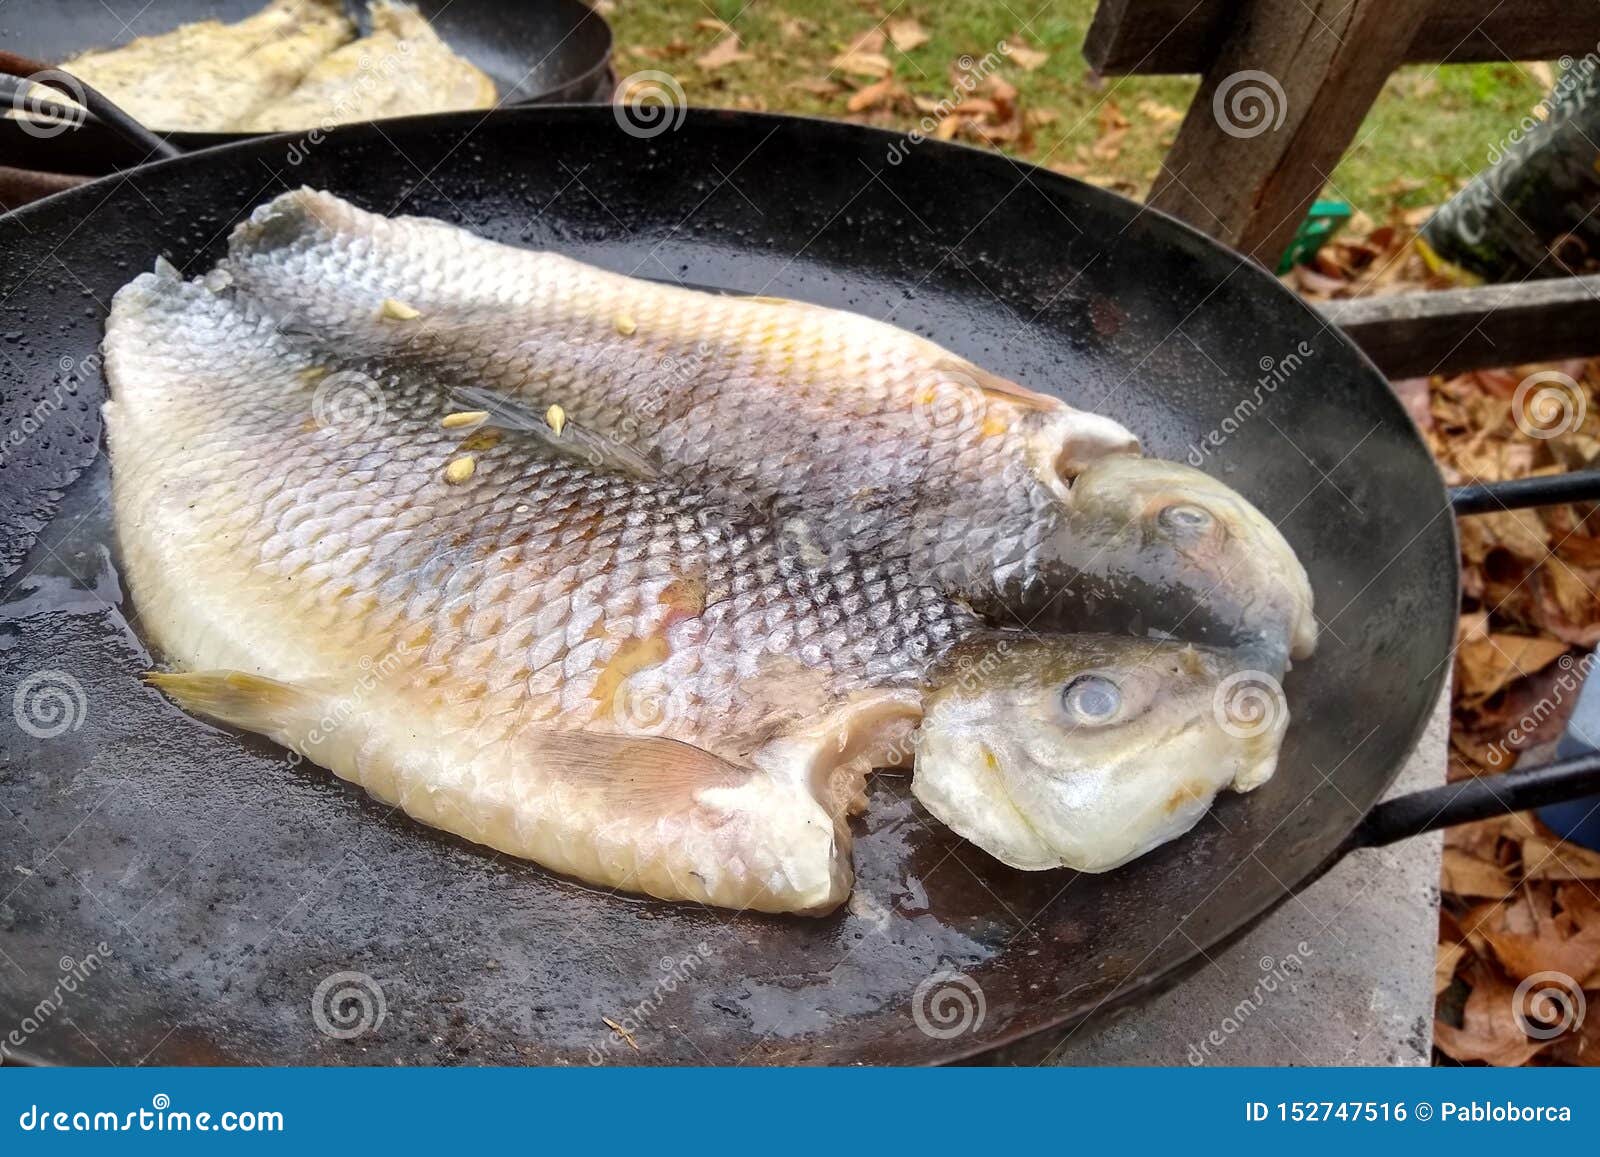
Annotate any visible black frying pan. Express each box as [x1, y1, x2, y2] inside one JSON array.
[[0, 0, 612, 169], [2, 105, 1599, 1066]]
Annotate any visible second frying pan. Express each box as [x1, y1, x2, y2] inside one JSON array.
[[0, 0, 613, 160]]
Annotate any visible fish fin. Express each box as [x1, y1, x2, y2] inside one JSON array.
[[934, 357, 1059, 412], [534, 731, 750, 810], [742, 293, 820, 310], [450, 385, 660, 482], [145, 669, 319, 737]]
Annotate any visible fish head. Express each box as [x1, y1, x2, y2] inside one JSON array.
[[1053, 456, 1317, 663], [912, 633, 1287, 872]]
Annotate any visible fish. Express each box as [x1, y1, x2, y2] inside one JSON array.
[[240, 2, 497, 133], [219, 189, 1317, 666], [103, 256, 1287, 913], [60, 0, 354, 133]]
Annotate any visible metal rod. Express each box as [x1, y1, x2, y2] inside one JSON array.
[[1352, 750, 1600, 848], [1450, 469, 1600, 515], [0, 51, 179, 162]]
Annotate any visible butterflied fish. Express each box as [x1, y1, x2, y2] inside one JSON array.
[[219, 189, 1316, 666], [240, 2, 496, 132], [104, 258, 1287, 912], [60, 0, 354, 133]]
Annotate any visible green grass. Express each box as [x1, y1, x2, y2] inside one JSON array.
[[607, 0, 1550, 220]]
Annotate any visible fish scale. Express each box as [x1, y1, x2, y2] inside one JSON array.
[[225, 190, 1126, 586], [221, 189, 1316, 664], [105, 260, 986, 911]]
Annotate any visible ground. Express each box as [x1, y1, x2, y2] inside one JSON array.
[[604, 0, 1550, 218]]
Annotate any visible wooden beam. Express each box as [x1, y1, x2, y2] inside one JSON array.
[[1321, 276, 1600, 379], [1147, 0, 1434, 265], [1086, 0, 1600, 75]]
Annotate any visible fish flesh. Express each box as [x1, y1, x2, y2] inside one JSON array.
[[241, 2, 496, 133], [104, 254, 1287, 913], [57, 0, 492, 135], [61, 0, 353, 133], [220, 190, 1317, 667]]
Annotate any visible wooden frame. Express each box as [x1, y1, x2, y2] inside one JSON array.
[[1086, 0, 1600, 372]]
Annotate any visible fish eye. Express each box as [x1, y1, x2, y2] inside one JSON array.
[[1060, 673, 1122, 725], [1157, 503, 1213, 533]]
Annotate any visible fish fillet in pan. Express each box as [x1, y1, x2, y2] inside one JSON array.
[[222, 190, 1317, 669], [241, 2, 496, 132], [105, 256, 1289, 913], [60, 0, 353, 133]]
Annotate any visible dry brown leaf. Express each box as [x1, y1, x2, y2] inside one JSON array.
[[950, 98, 997, 117], [832, 51, 893, 79], [1547, 1008, 1600, 1065], [1536, 563, 1600, 645], [1008, 43, 1049, 71], [1433, 965, 1556, 1066], [846, 78, 898, 113], [1482, 921, 1600, 984], [986, 75, 1018, 114], [933, 115, 961, 141], [886, 18, 928, 52], [791, 78, 843, 97], [845, 27, 887, 54], [1436, 940, 1467, 994], [1458, 507, 1551, 567], [1522, 834, 1600, 881], [1441, 846, 1516, 898], [1136, 98, 1185, 128], [1455, 631, 1569, 702], [695, 17, 731, 33], [696, 35, 751, 71]]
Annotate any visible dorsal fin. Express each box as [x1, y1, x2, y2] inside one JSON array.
[[450, 385, 661, 482], [933, 357, 1059, 412]]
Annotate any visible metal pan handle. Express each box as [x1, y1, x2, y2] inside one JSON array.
[[1349, 750, 1600, 848], [1450, 468, 1600, 514], [0, 51, 179, 161], [1351, 470, 1600, 849]]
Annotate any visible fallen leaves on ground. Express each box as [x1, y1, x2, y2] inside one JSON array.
[[886, 18, 928, 53], [1296, 220, 1600, 1067], [695, 34, 751, 71]]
